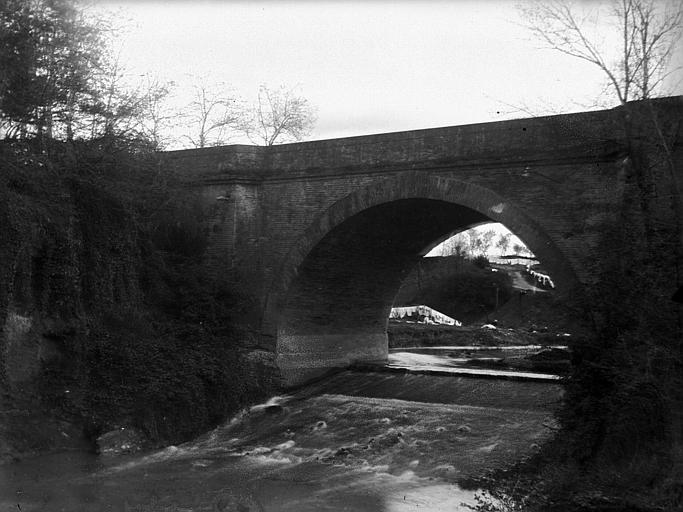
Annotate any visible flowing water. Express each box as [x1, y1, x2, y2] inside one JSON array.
[[0, 365, 563, 511], [387, 346, 568, 380]]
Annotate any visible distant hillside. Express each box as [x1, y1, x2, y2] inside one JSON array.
[[395, 256, 590, 334], [394, 256, 513, 324], [489, 288, 591, 336]]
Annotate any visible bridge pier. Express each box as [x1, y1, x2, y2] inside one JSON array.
[[277, 332, 388, 387]]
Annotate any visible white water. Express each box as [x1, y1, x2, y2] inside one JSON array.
[[1, 369, 562, 511]]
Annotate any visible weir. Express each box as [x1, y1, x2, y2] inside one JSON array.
[[1, 368, 563, 510]]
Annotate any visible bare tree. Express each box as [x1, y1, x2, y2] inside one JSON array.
[[243, 84, 317, 146], [85, 48, 147, 139], [138, 74, 176, 150], [512, 243, 527, 257], [518, 0, 683, 266], [432, 226, 510, 258], [519, 0, 683, 105], [441, 233, 467, 257], [473, 228, 498, 257], [496, 233, 512, 255], [519, 0, 683, 254], [182, 77, 241, 148]]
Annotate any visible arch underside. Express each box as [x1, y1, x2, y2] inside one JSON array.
[[274, 177, 581, 387]]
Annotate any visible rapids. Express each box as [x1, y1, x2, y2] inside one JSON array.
[[1, 368, 562, 511]]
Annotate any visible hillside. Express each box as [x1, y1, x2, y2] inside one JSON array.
[[394, 256, 513, 324]]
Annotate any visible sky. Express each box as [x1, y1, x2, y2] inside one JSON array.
[[93, 0, 683, 146]]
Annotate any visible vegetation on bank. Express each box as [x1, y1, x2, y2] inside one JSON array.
[[388, 323, 571, 349], [0, 138, 273, 452], [0, 0, 277, 456], [463, 0, 683, 506], [468, 112, 683, 509]]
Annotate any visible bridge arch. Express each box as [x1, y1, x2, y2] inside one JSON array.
[[266, 172, 583, 386]]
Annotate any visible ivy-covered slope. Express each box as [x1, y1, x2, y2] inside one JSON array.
[[0, 139, 273, 461]]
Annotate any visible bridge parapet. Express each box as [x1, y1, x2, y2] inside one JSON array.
[[161, 107, 632, 183], [161, 144, 267, 183], [265, 110, 626, 175]]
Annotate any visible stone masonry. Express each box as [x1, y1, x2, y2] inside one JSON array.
[[162, 98, 683, 386]]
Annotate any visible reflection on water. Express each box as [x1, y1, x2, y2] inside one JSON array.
[[0, 369, 562, 511], [386, 345, 569, 380]]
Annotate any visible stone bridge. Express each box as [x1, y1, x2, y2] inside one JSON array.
[[162, 98, 683, 386]]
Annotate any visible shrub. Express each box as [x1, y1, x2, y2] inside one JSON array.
[[472, 254, 490, 268]]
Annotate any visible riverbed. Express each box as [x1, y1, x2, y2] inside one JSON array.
[[0, 366, 563, 511]]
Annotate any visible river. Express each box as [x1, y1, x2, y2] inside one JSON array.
[[0, 356, 563, 511]]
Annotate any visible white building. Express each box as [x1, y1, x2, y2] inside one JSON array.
[[389, 305, 461, 326]]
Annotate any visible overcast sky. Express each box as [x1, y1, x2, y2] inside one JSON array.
[[95, 0, 683, 145]]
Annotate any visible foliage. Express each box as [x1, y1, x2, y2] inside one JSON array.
[[472, 254, 490, 269], [435, 227, 497, 258], [0, 0, 272, 451], [0, 0, 121, 141], [0, 0, 106, 139], [0, 0, 176, 149], [41, 285, 250, 443], [495, 233, 511, 255], [431, 224, 532, 259], [508, 6, 682, 496], [518, 7, 682, 486], [466, 107, 683, 509], [511, 243, 530, 257], [0, 139, 268, 446], [560, 208, 680, 463]]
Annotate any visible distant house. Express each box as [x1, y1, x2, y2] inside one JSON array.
[[389, 305, 461, 326]]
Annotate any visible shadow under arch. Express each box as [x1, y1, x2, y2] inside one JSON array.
[[266, 172, 583, 386]]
